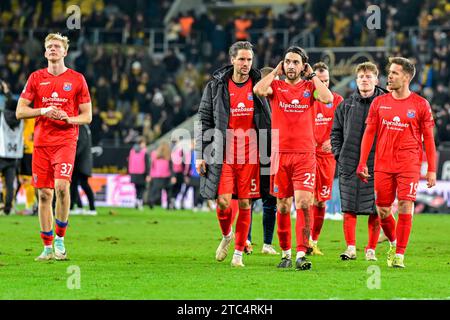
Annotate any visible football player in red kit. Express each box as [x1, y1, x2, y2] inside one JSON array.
[[196, 41, 270, 267], [17, 33, 92, 261], [254, 46, 333, 270], [358, 57, 436, 268], [310, 62, 343, 255]]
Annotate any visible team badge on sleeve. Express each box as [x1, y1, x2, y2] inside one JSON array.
[[63, 82, 72, 91]]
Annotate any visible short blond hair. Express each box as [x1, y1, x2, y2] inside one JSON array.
[[355, 61, 378, 77], [45, 33, 69, 51]]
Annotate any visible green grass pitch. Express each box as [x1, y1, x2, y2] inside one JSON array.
[[0, 208, 449, 300]]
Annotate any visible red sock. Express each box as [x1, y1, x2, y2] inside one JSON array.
[[312, 205, 325, 241], [277, 210, 291, 251], [234, 208, 251, 251], [230, 200, 239, 225], [380, 214, 396, 242], [396, 214, 412, 254], [366, 214, 380, 251], [40, 231, 54, 246], [343, 212, 357, 246], [295, 208, 311, 253], [216, 206, 232, 236], [55, 219, 68, 237]]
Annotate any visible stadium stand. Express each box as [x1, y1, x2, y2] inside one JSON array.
[[0, 0, 449, 152]]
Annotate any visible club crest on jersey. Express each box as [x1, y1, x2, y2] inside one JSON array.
[[326, 102, 333, 108], [63, 82, 72, 91], [407, 110, 416, 118], [303, 91, 311, 98], [247, 92, 253, 101]]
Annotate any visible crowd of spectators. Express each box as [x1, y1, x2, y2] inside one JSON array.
[[0, 0, 449, 147]]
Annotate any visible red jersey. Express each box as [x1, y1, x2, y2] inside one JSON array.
[[225, 79, 256, 164], [366, 92, 434, 173], [20, 68, 91, 147], [314, 91, 343, 155], [269, 79, 316, 153]]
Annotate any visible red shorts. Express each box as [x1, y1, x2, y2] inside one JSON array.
[[315, 153, 336, 202], [270, 152, 316, 198], [374, 171, 420, 207], [32, 143, 77, 188], [217, 163, 260, 199]]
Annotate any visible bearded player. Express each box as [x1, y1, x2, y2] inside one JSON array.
[[16, 33, 92, 261], [254, 46, 333, 270]]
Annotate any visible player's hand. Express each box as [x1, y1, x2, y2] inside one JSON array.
[[426, 171, 436, 188], [184, 176, 190, 185], [42, 105, 59, 119], [196, 159, 207, 176], [146, 176, 152, 183], [58, 110, 71, 123], [303, 63, 313, 78], [356, 164, 370, 183], [321, 139, 332, 153], [170, 176, 177, 184], [274, 61, 284, 77]]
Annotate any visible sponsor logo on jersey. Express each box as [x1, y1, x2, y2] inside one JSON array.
[[315, 113, 333, 124], [63, 82, 72, 91], [231, 102, 254, 114], [279, 99, 309, 111], [40, 82, 51, 86], [382, 115, 409, 129], [277, 88, 288, 92], [42, 92, 68, 103], [407, 109, 416, 118], [380, 105, 392, 110]]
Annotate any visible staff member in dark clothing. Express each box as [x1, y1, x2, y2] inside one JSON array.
[[70, 124, 96, 215], [331, 62, 388, 261]]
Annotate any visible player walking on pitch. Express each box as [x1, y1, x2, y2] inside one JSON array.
[[196, 41, 270, 267], [310, 62, 343, 255], [357, 57, 436, 268], [254, 46, 333, 270], [16, 33, 92, 261]]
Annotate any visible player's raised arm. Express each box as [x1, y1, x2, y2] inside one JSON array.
[[305, 63, 333, 104], [253, 61, 282, 97]]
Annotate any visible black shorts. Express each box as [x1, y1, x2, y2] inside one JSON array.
[[20, 153, 32, 176]]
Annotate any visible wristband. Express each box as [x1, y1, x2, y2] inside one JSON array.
[[40, 107, 52, 115], [307, 72, 317, 80]]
